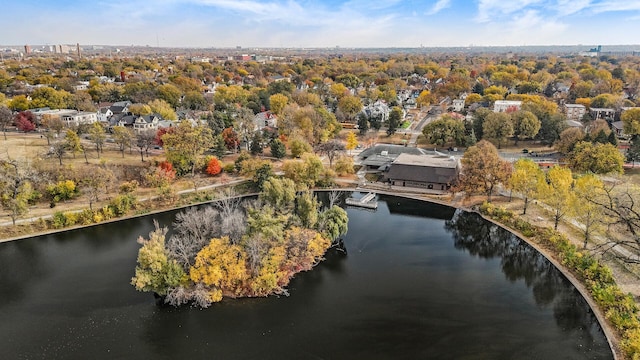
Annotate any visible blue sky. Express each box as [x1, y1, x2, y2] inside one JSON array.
[[2, 0, 640, 47]]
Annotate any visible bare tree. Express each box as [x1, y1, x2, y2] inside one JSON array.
[[328, 190, 341, 208], [0, 106, 12, 141], [167, 206, 221, 268], [589, 181, 640, 263], [50, 141, 67, 166], [316, 140, 345, 167], [136, 129, 156, 162]]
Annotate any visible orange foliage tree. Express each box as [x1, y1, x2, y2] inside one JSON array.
[[206, 157, 222, 176]]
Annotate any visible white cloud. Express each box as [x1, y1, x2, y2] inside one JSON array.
[[591, 0, 640, 13], [476, 0, 545, 22], [427, 0, 452, 15], [553, 0, 592, 16]]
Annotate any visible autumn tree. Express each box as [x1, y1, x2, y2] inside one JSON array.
[[538, 166, 574, 230], [568, 141, 624, 174], [112, 126, 135, 157], [64, 129, 82, 158], [337, 95, 363, 122], [129, 103, 152, 116], [50, 141, 67, 166], [482, 112, 512, 149], [0, 160, 37, 225], [0, 106, 11, 140], [221, 127, 240, 152], [511, 110, 540, 145], [269, 93, 288, 116], [88, 122, 107, 156], [131, 225, 186, 296], [416, 90, 433, 108], [15, 111, 36, 132], [282, 153, 326, 189], [422, 117, 465, 147], [239, 158, 274, 190], [458, 140, 512, 201], [148, 99, 177, 120], [289, 137, 313, 158], [472, 108, 491, 141], [622, 108, 640, 137], [555, 127, 585, 155], [587, 182, 640, 262], [162, 121, 214, 176], [573, 174, 606, 248], [206, 157, 222, 176], [508, 158, 543, 215], [345, 131, 358, 154], [234, 107, 256, 151]]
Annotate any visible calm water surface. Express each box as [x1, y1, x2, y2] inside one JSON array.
[[0, 194, 612, 359]]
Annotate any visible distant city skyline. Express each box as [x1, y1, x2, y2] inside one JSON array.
[[3, 0, 640, 48]]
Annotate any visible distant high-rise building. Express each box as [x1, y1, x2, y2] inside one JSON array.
[[24, 45, 31, 55]]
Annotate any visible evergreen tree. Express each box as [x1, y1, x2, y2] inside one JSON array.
[[250, 132, 263, 155], [627, 136, 640, 166], [387, 107, 402, 136], [270, 139, 286, 159], [608, 131, 618, 146], [356, 113, 369, 135]]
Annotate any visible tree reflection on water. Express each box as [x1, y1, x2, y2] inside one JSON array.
[[445, 210, 601, 339]]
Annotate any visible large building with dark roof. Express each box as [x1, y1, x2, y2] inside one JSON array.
[[384, 153, 460, 190], [357, 144, 430, 171]]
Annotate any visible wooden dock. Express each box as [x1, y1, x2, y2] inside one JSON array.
[[345, 192, 378, 209]]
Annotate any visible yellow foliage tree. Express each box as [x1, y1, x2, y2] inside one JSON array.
[[508, 158, 543, 215], [538, 166, 574, 230], [190, 236, 249, 301], [345, 131, 358, 153]]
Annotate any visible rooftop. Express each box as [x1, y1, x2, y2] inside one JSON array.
[[392, 153, 458, 169]]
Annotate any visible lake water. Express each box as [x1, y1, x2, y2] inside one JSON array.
[[0, 193, 612, 359]]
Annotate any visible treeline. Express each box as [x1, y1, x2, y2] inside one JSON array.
[[131, 178, 349, 308], [459, 140, 640, 258]]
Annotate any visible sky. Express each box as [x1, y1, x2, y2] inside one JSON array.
[[2, 0, 640, 48]]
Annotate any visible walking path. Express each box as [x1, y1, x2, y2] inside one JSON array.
[[0, 178, 248, 228]]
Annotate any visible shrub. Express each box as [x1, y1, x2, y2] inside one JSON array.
[[119, 180, 139, 194], [51, 212, 67, 229], [223, 163, 235, 174], [334, 156, 355, 176], [47, 180, 78, 204], [206, 157, 222, 176], [108, 194, 137, 216], [78, 210, 95, 225]]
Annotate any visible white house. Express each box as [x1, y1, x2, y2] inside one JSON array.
[[564, 104, 586, 121], [133, 115, 160, 132], [97, 107, 113, 123], [361, 100, 391, 122], [254, 111, 278, 130], [493, 100, 522, 113], [61, 111, 98, 127], [452, 99, 465, 112]]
